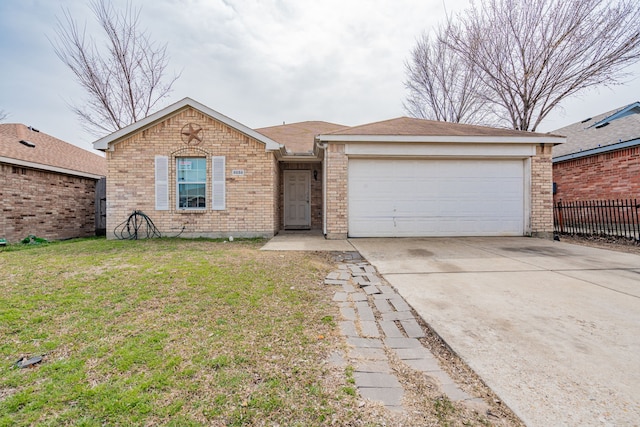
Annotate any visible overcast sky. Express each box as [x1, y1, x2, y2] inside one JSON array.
[[1, 0, 640, 154]]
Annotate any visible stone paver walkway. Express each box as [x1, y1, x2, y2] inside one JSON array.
[[326, 252, 484, 411]]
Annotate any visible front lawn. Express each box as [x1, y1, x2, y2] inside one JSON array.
[[0, 238, 367, 426]]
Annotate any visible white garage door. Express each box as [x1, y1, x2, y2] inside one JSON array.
[[348, 158, 525, 237]]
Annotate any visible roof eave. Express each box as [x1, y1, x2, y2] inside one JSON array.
[[0, 156, 105, 179], [93, 97, 282, 152], [278, 154, 322, 162], [275, 146, 322, 162], [553, 137, 640, 163]]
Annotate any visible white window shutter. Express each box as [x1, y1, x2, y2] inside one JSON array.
[[155, 155, 169, 210], [212, 156, 226, 210]]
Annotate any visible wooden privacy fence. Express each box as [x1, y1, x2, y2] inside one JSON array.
[[554, 199, 640, 240]]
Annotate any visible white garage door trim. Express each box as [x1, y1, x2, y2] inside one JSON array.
[[348, 158, 528, 237]]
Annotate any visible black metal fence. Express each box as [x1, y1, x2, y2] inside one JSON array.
[[554, 199, 640, 240]]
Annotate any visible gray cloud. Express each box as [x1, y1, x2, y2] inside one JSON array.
[[1, 0, 639, 152]]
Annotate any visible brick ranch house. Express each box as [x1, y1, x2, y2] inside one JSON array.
[[0, 123, 107, 243], [93, 97, 564, 240], [552, 101, 640, 202]]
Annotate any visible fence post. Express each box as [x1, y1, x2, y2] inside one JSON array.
[[557, 200, 564, 233], [631, 199, 640, 242]]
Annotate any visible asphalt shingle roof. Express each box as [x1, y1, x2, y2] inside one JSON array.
[[0, 123, 106, 177], [256, 117, 561, 154], [256, 121, 348, 153], [325, 116, 556, 138], [551, 102, 640, 158]]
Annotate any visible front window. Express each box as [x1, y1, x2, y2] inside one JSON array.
[[177, 157, 206, 209]]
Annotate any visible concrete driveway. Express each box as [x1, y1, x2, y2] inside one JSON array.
[[349, 237, 640, 427]]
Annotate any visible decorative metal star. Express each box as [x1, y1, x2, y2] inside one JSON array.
[[181, 123, 203, 145]]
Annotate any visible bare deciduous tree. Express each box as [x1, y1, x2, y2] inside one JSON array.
[[404, 30, 494, 125], [51, 0, 179, 136], [0, 110, 8, 122], [408, 0, 640, 131]]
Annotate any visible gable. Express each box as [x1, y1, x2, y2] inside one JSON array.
[[108, 106, 275, 157], [93, 97, 281, 152]]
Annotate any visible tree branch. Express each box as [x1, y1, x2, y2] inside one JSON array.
[[49, 0, 180, 136]]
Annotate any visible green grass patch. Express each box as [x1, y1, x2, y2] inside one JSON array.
[[0, 238, 366, 426], [433, 395, 457, 426]]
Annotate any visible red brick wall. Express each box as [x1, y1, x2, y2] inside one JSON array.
[[0, 163, 98, 243], [553, 146, 640, 202]]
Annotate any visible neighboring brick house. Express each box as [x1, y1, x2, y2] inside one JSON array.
[[0, 124, 107, 243], [552, 101, 640, 202], [93, 97, 563, 239]]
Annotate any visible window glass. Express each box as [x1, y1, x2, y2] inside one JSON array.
[[177, 158, 206, 181], [177, 157, 206, 209]]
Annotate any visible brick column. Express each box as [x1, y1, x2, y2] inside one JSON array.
[[531, 144, 554, 239], [325, 143, 348, 239]]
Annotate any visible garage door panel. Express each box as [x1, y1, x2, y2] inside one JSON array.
[[348, 159, 525, 237]]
